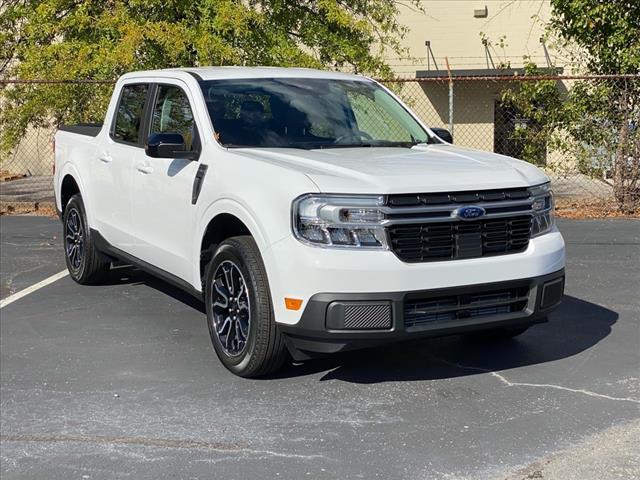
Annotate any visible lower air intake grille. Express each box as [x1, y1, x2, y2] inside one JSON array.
[[404, 287, 529, 329], [388, 216, 532, 262]]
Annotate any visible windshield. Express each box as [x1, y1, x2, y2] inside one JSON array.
[[199, 78, 437, 149]]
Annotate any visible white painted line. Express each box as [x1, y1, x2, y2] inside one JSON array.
[[0, 270, 69, 309]]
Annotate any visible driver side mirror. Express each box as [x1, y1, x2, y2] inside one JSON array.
[[431, 128, 453, 144], [145, 133, 197, 160]]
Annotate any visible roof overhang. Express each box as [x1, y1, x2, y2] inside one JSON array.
[[415, 67, 564, 79]]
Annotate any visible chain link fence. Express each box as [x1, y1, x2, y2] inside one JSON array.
[[387, 74, 639, 217], [1, 75, 638, 217]]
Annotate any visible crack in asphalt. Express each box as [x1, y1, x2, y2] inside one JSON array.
[[0, 434, 247, 452], [436, 359, 640, 404], [490, 373, 640, 404], [0, 434, 328, 460], [2, 262, 53, 297], [565, 241, 640, 246]]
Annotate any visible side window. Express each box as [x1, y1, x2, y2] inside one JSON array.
[[112, 84, 149, 144], [150, 85, 196, 151]]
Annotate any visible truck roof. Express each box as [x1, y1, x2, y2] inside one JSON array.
[[119, 66, 370, 82]]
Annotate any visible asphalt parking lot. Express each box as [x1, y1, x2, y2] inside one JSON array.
[[1, 215, 638, 480]]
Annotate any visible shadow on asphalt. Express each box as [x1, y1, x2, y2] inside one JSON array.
[[280, 295, 617, 383], [100, 266, 617, 384], [103, 265, 206, 314]]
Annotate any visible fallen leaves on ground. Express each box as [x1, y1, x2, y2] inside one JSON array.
[[0, 171, 27, 182], [555, 199, 639, 219]]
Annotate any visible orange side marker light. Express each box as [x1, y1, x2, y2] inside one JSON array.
[[285, 298, 303, 311]]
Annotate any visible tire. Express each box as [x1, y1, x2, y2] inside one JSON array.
[[204, 236, 287, 378], [63, 194, 110, 284]]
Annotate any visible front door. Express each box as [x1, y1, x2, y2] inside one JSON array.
[[129, 82, 202, 281]]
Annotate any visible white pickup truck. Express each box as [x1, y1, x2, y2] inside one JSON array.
[[54, 67, 565, 377]]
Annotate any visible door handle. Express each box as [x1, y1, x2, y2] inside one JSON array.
[[136, 164, 154, 174], [98, 154, 112, 163]]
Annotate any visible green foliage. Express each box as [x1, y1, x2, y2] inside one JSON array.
[[501, 1, 639, 212], [479, 32, 510, 70], [549, 0, 640, 75], [499, 62, 564, 166], [0, 0, 419, 152], [547, 1, 640, 212], [501, 72, 639, 212]]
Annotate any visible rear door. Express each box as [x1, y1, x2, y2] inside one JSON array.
[[92, 83, 150, 248], [129, 81, 202, 281]]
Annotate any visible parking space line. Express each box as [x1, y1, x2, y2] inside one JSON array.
[[0, 270, 69, 309]]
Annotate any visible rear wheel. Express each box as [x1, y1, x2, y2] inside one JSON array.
[[204, 236, 287, 378], [63, 194, 110, 284]]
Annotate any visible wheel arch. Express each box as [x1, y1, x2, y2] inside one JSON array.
[[60, 174, 80, 214], [199, 213, 251, 283], [195, 199, 272, 291], [56, 163, 95, 228]]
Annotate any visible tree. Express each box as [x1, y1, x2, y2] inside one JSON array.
[[549, 0, 639, 76], [549, 0, 640, 212], [0, 0, 418, 151], [498, 1, 639, 212], [499, 61, 565, 167]]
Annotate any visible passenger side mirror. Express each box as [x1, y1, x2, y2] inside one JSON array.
[[431, 128, 453, 144], [145, 133, 197, 160]]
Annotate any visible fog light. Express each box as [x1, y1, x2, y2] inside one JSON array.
[[540, 278, 564, 309]]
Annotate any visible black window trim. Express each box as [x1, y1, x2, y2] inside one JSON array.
[[141, 83, 158, 150], [109, 82, 153, 147], [145, 82, 202, 161]]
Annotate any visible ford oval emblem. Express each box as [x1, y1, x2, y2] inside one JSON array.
[[454, 205, 486, 220]]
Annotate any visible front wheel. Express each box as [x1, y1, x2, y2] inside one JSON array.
[[204, 236, 287, 378]]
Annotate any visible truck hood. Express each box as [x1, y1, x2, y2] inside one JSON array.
[[232, 145, 548, 193]]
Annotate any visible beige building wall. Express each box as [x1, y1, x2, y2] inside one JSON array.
[[391, 0, 560, 75]]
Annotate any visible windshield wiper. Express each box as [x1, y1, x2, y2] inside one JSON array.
[[317, 143, 375, 149], [223, 139, 436, 149], [344, 139, 437, 148], [224, 144, 314, 150]]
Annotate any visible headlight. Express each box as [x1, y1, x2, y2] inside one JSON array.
[[292, 194, 389, 249], [528, 182, 555, 237]]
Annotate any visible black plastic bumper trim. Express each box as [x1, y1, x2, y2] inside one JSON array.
[[279, 269, 565, 359]]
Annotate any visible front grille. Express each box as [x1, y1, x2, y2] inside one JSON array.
[[388, 216, 532, 262], [404, 286, 529, 329], [388, 187, 531, 207], [384, 188, 534, 263]]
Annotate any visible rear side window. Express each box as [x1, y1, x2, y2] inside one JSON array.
[[112, 84, 149, 144]]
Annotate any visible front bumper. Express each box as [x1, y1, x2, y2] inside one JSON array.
[[279, 269, 564, 360], [264, 228, 565, 326]]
